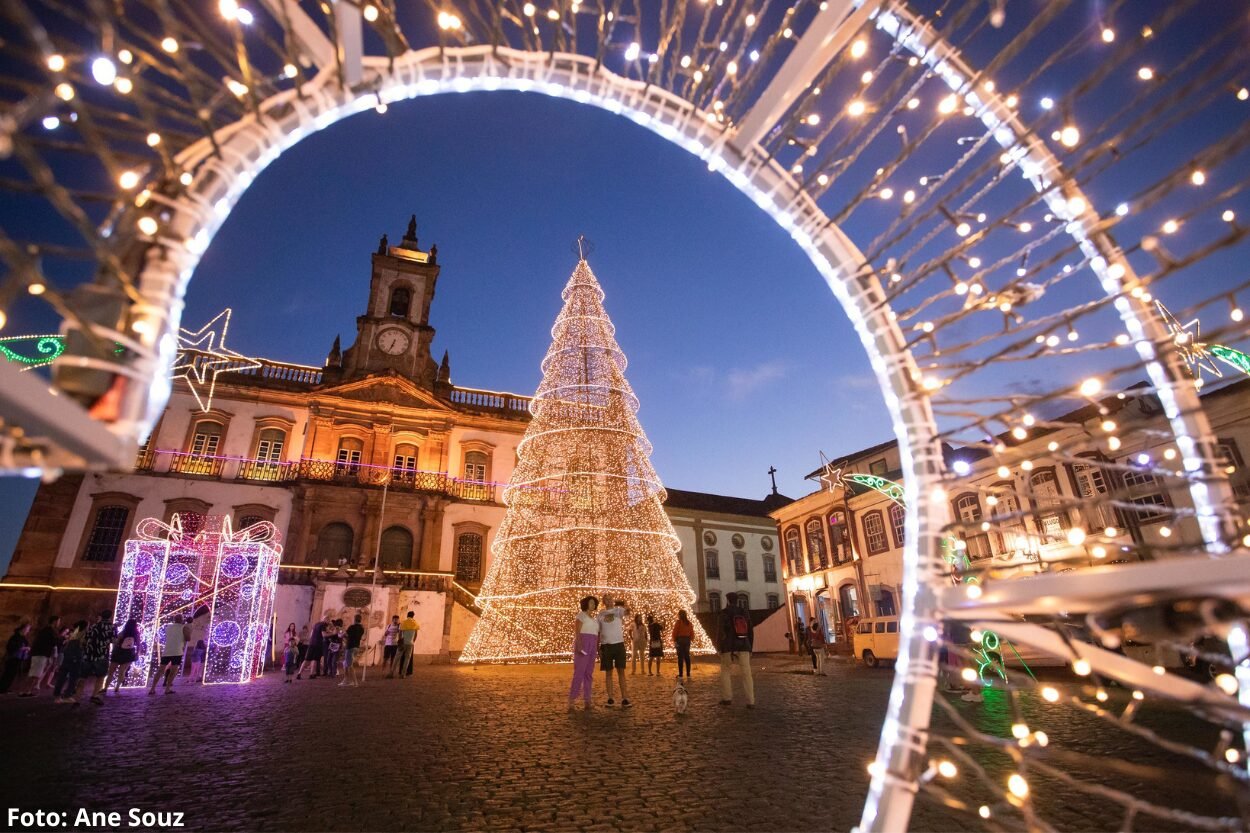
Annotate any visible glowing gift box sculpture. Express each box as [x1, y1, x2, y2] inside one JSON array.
[[113, 514, 282, 687]]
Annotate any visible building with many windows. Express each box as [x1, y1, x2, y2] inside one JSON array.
[[1, 218, 793, 657], [772, 378, 1250, 657]]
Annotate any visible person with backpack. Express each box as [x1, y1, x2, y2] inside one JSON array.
[[717, 593, 755, 708]]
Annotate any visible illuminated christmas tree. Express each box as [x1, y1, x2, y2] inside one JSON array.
[[460, 257, 714, 663]]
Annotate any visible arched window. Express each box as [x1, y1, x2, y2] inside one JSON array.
[[189, 420, 223, 457], [389, 286, 411, 317], [862, 511, 888, 554], [766, 593, 781, 610], [1071, 457, 1114, 531], [244, 427, 286, 480], [989, 483, 1029, 553], [316, 522, 354, 565], [335, 437, 364, 477], [1029, 469, 1069, 542], [805, 518, 827, 569], [827, 510, 851, 562], [733, 552, 748, 581], [165, 500, 210, 537], [888, 502, 906, 548], [762, 554, 777, 583], [463, 450, 487, 481], [784, 527, 803, 575], [708, 592, 722, 613], [837, 583, 860, 619], [876, 587, 897, 617], [237, 515, 264, 531], [83, 505, 130, 562], [178, 419, 225, 475], [393, 443, 418, 483], [735, 592, 750, 609], [379, 526, 414, 570], [704, 550, 720, 579], [456, 532, 483, 581], [953, 493, 993, 559]]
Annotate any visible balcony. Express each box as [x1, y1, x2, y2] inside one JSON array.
[[146, 450, 496, 501], [167, 452, 224, 477], [177, 349, 324, 389], [446, 385, 531, 419], [238, 459, 298, 482]]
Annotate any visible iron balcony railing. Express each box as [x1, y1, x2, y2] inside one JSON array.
[[148, 449, 498, 501]]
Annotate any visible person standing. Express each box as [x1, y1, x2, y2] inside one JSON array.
[[23, 615, 60, 696], [672, 611, 694, 679], [185, 606, 210, 683], [717, 593, 755, 708], [807, 619, 827, 676], [81, 611, 115, 705], [39, 623, 69, 692], [53, 621, 87, 703], [392, 611, 419, 678], [382, 615, 401, 673], [149, 615, 190, 695], [106, 618, 140, 693], [324, 620, 343, 679], [598, 597, 632, 707], [299, 614, 329, 679], [646, 614, 664, 675], [0, 622, 31, 694], [568, 596, 600, 710], [340, 614, 365, 687], [296, 625, 309, 670], [283, 633, 300, 683], [629, 614, 647, 675]]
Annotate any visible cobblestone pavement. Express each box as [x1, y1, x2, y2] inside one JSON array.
[[0, 657, 1237, 832]]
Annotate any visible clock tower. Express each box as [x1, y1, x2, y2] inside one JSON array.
[[337, 216, 441, 386]]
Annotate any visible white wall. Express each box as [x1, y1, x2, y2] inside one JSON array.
[[54, 472, 294, 569]]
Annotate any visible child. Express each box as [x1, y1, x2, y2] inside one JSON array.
[[283, 635, 299, 683], [646, 614, 664, 675]]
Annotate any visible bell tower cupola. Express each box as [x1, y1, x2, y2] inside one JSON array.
[[339, 215, 442, 386]]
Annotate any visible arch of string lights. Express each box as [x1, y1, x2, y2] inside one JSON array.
[[1, 0, 1248, 830]]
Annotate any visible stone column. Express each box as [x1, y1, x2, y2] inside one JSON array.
[[419, 498, 446, 572]]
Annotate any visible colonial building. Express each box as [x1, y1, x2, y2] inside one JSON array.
[[1, 218, 789, 658], [773, 378, 1250, 657]]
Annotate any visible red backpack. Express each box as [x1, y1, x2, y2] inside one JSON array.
[[728, 609, 750, 647]]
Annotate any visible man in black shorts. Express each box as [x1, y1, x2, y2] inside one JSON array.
[[597, 597, 632, 708]]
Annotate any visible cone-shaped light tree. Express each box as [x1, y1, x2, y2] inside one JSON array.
[[460, 258, 714, 663]]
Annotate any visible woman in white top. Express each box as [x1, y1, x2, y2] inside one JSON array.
[[568, 596, 600, 710]]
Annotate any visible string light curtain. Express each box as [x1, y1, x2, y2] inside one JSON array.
[[461, 259, 713, 664]]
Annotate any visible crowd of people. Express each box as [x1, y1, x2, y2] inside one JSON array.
[[567, 591, 756, 711], [0, 606, 212, 705], [282, 609, 420, 684], [0, 606, 426, 701]]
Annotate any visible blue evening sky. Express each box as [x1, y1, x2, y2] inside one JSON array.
[[0, 92, 883, 570]]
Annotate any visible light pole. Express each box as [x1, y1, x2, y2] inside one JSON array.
[[362, 475, 389, 682]]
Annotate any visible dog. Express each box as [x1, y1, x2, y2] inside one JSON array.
[[672, 682, 689, 714]]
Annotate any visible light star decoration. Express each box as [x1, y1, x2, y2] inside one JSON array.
[[817, 451, 843, 493], [1154, 300, 1223, 389], [171, 309, 260, 411]]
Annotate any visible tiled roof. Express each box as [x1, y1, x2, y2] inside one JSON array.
[[664, 487, 791, 518]]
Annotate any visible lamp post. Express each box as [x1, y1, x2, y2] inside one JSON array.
[[362, 474, 389, 682]]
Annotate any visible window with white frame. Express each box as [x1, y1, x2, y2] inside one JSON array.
[[805, 518, 828, 569], [733, 551, 748, 581], [862, 510, 888, 554], [705, 550, 720, 579], [953, 493, 993, 559], [766, 593, 780, 610], [784, 527, 803, 575], [336, 438, 363, 475], [888, 502, 905, 548], [189, 421, 223, 457], [762, 554, 777, 583]]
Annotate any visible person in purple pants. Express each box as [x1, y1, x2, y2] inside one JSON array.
[[568, 596, 600, 711]]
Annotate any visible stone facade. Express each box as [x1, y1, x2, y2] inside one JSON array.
[[771, 378, 1250, 656]]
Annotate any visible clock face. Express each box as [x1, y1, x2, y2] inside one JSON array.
[[376, 328, 411, 356]]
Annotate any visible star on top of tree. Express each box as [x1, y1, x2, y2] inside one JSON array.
[[171, 308, 260, 411], [1155, 300, 1222, 389]]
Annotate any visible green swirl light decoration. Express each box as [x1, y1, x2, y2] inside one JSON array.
[[0, 335, 66, 370]]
